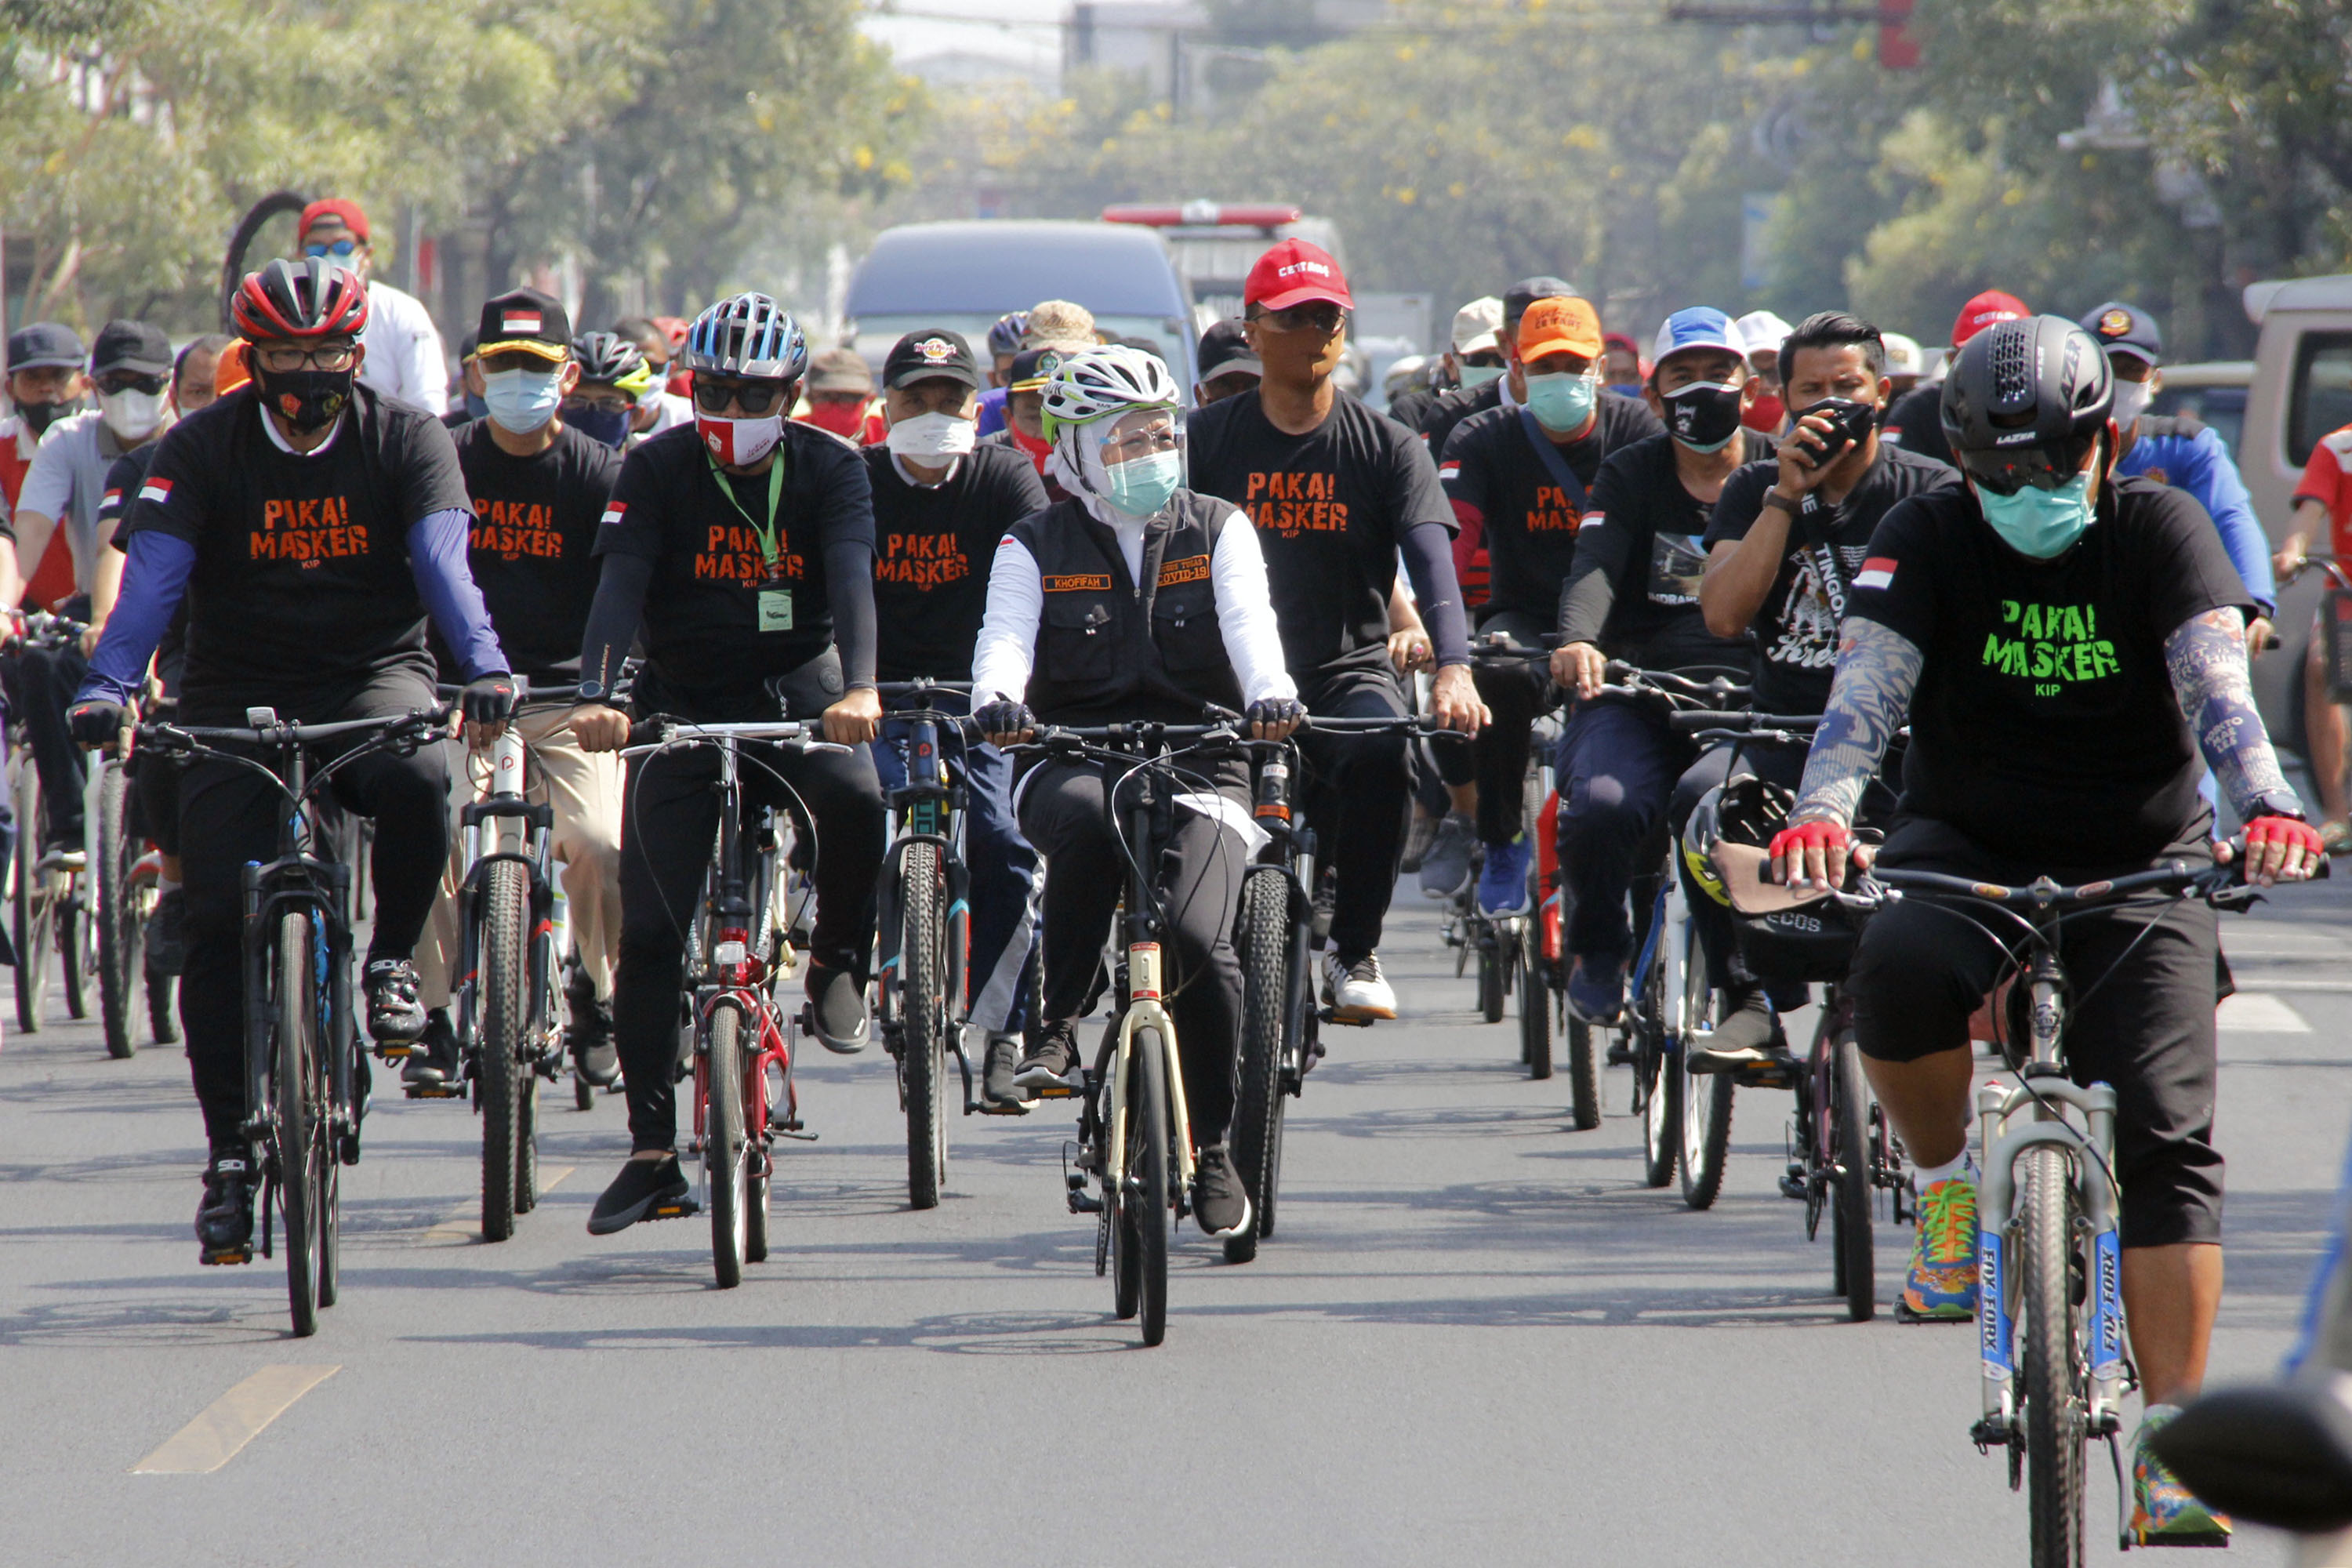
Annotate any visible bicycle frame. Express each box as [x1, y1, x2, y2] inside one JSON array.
[[1101, 754, 1197, 1198], [452, 715, 560, 1084], [871, 683, 974, 1103]]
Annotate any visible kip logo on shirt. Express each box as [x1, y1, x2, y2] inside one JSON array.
[[1240, 470, 1348, 538], [1982, 599, 2119, 695], [252, 495, 368, 567]]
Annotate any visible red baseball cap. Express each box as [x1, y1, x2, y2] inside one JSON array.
[[1951, 289, 2027, 347], [297, 198, 371, 244], [1245, 239, 1352, 313]]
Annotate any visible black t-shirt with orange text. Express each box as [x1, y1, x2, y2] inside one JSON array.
[[1185, 387, 1453, 681], [119, 384, 470, 719], [451, 419, 619, 684], [596, 420, 873, 718], [863, 442, 1047, 682]]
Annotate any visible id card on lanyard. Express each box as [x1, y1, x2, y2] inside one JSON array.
[[710, 449, 793, 630]]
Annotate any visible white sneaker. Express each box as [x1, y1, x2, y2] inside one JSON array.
[[1323, 950, 1398, 1022]]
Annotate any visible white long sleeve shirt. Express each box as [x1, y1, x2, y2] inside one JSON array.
[[357, 278, 449, 416], [971, 505, 1298, 710]]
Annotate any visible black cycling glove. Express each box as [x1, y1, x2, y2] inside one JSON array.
[[973, 699, 1035, 739], [1246, 696, 1305, 733], [68, 699, 129, 746], [461, 672, 518, 728]]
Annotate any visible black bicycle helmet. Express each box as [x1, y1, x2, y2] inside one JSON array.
[[571, 329, 655, 397], [1938, 314, 2113, 495], [231, 256, 370, 342]]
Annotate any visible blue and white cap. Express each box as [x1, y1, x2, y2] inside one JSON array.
[[1650, 307, 1746, 369]]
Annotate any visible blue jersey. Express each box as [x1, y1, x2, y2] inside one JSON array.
[[2114, 414, 2275, 612], [975, 386, 1008, 439]]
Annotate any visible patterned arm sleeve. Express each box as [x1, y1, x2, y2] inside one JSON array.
[[2165, 606, 2306, 822], [1791, 617, 1923, 827]]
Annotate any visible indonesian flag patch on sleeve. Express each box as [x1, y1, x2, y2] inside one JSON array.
[[1854, 556, 1897, 591], [138, 477, 173, 505], [598, 501, 626, 527]]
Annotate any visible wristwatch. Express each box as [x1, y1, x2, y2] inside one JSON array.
[[1760, 491, 1802, 517]]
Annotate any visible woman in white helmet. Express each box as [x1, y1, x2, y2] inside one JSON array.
[[970, 345, 1298, 1243]]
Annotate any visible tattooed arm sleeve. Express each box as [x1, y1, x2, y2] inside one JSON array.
[[1791, 617, 1924, 827], [2166, 605, 2307, 822]]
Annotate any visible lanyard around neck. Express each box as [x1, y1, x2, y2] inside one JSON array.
[[708, 450, 787, 571]]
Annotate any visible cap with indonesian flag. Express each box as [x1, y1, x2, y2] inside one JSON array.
[[1951, 290, 2027, 348], [475, 287, 572, 365], [1244, 239, 1352, 313]]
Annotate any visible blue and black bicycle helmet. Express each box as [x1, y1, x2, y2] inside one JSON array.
[[681, 292, 807, 383]]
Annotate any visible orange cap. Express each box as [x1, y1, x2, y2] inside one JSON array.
[[1517, 296, 1603, 362], [213, 339, 252, 395]]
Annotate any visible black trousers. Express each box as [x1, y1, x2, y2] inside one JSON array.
[[1019, 757, 1244, 1147], [1848, 816, 2226, 1248], [132, 698, 183, 858], [1466, 608, 1559, 845], [1294, 666, 1410, 960], [613, 735, 884, 1151], [180, 673, 448, 1148]]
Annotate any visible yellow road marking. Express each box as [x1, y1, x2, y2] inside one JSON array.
[[131, 1365, 339, 1473], [421, 1165, 573, 1243]]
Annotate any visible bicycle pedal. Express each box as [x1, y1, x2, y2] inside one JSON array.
[[1777, 1175, 1807, 1201], [976, 1100, 1031, 1116], [376, 1044, 415, 1061], [645, 1198, 702, 1221], [774, 1127, 818, 1142], [1737, 1062, 1800, 1090], [402, 1083, 466, 1099], [198, 1244, 255, 1266], [1893, 1298, 1973, 1326], [1032, 1082, 1079, 1099], [1605, 1043, 1637, 1066]]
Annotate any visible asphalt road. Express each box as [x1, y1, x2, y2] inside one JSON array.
[[3, 880, 2347, 1566]]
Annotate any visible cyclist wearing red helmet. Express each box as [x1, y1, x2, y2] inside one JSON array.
[[68, 256, 516, 1263]]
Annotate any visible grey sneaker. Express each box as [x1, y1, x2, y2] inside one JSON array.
[[1014, 1018, 1082, 1091], [1192, 1142, 1253, 1239], [980, 1033, 1030, 1114], [1418, 811, 1475, 899]]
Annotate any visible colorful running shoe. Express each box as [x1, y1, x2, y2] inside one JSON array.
[[1896, 1175, 1979, 1320], [2132, 1405, 2233, 1546]]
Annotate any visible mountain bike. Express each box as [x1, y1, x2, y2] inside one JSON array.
[[1834, 850, 2300, 1561], [92, 740, 171, 1058], [620, 717, 833, 1288], [140, 703, 448, 1337], [873, 678, 974, 1210], [1025, 717, 1241, 1348], [7, 612, 97, 1035]]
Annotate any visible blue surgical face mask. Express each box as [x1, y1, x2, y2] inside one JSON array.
[[463, 391, 489, 422], [1458, 363, 1504, 390], [1524, 368, 1600, 433], [570, 405, 632, 449], [482, 367, 562, 434], [1976, 469, 2096, 559], [1104, 448, 1182, 517]]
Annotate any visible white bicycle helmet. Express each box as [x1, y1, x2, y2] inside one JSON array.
[[681, 292, 807, 383], [1039, 344, 1181, 439]]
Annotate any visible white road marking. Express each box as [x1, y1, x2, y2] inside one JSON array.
[[420, 1165, 573, 1243], [2218, 993, 2311, 1033], [131, 1365, 339, 1473]]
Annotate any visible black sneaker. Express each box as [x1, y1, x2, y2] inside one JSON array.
[[146, 887, 187, 975], [1013, 1018, 1081, 1091], [1192, 1142, 1253, 1240], [565, 985, 619, 1087], [402, 1009, 462, 1088], [804, 963, 869, 1054], [980, 1033, 1030, 1114], [196, 1149, 257, 1261], [1687, 987, 1785, 1075], [365, 957, 428, 1046], [586, 1153, 689, 1236]]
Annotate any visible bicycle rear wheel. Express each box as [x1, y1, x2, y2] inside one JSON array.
[[96, 761, 143, 1058], [706, 1003, 750, 1288], [1127, 1029, 1171, 1346], [58, 867, 92, 1021], [13, 763, 47, 1033], [2021, 1144, 2088, 1567], [1678, 924, 1734, 1210], [477, 861, 528, 1242], [1829, 1031, 1875, 1320], [276, 909, 321, 1338], [1228, 869, 1288, 1264], [900, 842, 949, 1210], [1476, 936, 1506, 1024], [1639, 1025, 1679, 1187], [1518, 920, 1552, 1081]]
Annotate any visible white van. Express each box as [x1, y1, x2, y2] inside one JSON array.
[[2240, 274, 2352, 531]]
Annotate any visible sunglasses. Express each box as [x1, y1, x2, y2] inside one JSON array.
[[1957, 434, 2099, 497], [303, 238, 361, 260], [1254, 303, 1348, 336], [564, 392, 636, 415], [95, 370, 167, 397], [694, 379, 789, 416]]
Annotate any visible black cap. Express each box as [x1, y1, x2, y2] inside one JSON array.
[[9, 321, 87, 372], [475, 287, 572, 364], [1005, 346, 1069, 392], [1503, 277, 1576, 332], [89, 319, 172, 377], [2078, 301, 2161, 367], [1197, 319, 1261, 383], [883, 328, 980, 390]]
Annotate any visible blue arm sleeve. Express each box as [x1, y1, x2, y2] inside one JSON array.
[[407, 506, 509, 681], [77, 532, 195, 706], [1398, 520, 1472, 666], [2187, 434, 2275, 612]]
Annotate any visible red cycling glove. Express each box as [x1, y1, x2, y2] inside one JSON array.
[[1766, 819, 1852, 884], [2245, 814, 2323, 862]]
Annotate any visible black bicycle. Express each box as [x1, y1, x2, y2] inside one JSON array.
[[140, 704, 448, 1336], [6, 612, 97, 1036]]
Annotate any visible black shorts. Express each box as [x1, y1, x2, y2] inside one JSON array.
[[1848, 815, 2226, 1248]]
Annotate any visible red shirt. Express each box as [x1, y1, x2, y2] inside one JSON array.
[[2294, 423, 2352, 561]]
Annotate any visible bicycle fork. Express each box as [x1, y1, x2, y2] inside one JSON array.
[[1102, 942, 1197, 1199]]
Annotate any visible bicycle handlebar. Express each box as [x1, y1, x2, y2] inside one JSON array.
[[1667, 710, 1819, 735], [1842, 843, 2327, 913], [873, 679, 975, 697], [143, 706, 451, 749], [434, 676, 575, 703], [619, 717, 843, 758]]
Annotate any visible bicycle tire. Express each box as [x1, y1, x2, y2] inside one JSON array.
[[59, 870, 92, 1021], [1131, 1027, 1171, 1347], [13, 764, 47, 1033], [706, 1002, 749, 1288], [277, 909, 320, 1338], [1227, 869, 1288, 1264], [1640, 1029, 1679, 1187], [1477, 938, 1506, 1024], [1518, 920, 1552, 1081], [96, 761, 141, 1057], [1679, 925, 1733, 1210], [146, 970, 179, 1044], [475, 861, 527, 1240], [1830, 1031, 1875, 1321], [746, 1125, 771, 1264], [2021, 1143, 2088, 1568], [900, 842, 949, 1210]]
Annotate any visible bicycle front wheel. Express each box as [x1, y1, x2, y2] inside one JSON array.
[[1110, 1029, 1171, 1346], [1518, 920, 1552, 1082], [1829, 1030, 1875, 1320], [58, 866, 92, 1021], [1228, 869, 1288, 1264], [2021, 1144, 2088, 1567], [13, 762, 48, 1033], [1678, 924, 1733, 1210], [477, 860, 528, 1242], [706, 1002, 750, 1288], [900, 842, 949, 1210], [1476, 937, 1506, 1024], [275, 909, 322, 1338], [95, 760, 142, 1058]]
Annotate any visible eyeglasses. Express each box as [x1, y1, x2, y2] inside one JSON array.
[[303, 239, 361, 260], [1102, 423, 1180, 462], [1253, 303, 1348, 336], [95, 370, 166, 397], [695, 379, 788, 415], [564, 392, 636, 415], [254, 343, 358, 373]]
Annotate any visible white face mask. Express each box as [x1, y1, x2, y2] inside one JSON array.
[[2110, 377, 2153, 430], [885, 410, 977, 460], [100, 387, 167, 440]]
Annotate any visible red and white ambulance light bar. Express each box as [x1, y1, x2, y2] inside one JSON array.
[[1102, 202, 1304, 230]]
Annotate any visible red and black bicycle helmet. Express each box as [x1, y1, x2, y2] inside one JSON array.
[[231, 256, 370, 343]]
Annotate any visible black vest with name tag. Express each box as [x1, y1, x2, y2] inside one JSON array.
[[1007, 492, 1244, 726]]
